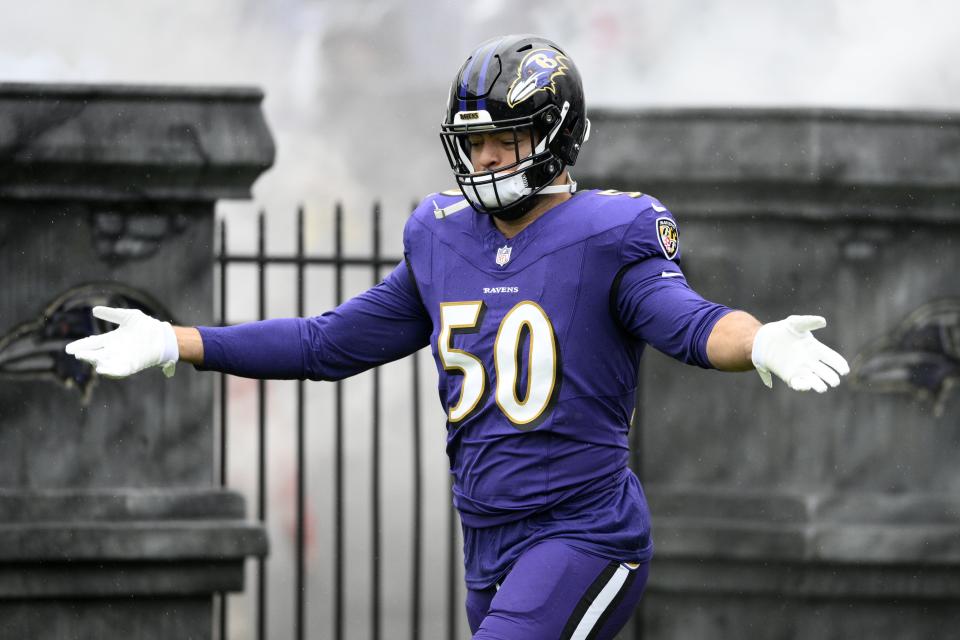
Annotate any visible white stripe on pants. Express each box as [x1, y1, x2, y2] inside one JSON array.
[[570, 563, 631, 639]]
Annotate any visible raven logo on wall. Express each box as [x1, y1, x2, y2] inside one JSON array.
[[0, 283, 176, 404], [850, 299, 960, 417]]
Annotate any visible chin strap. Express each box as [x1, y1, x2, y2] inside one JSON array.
[[538, 177, 577, 196], [433, 197, 472, 219], [433, 177, 578, 220]]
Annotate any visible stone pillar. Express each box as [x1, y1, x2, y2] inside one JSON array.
[[578, 108, 960, 639], [0, 84, 273, 639]]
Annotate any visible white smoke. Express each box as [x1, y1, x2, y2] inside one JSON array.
[[2, 0, 956, 227]]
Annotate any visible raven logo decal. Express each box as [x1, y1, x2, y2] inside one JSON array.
[[0, 283, 176, 404], [657, 218, 679, 260], [506, 48, 569, 108], [850, 299, 960, 417]]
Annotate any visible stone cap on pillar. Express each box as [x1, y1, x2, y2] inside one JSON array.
[[577, 107, 960, 222], [646, 485, 960, 599], [0, 488, 267, 598], [0, 83, 275, 202]]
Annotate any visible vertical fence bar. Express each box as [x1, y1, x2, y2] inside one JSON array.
[[218, 217, 229, 485], [408, 199, 423, 640], [295, 206, 307, 640], [410, 351, 421, 640], [257, 211, 268, 640], [371, 202, 382, 640], [333, 203, 345, 640], [218, 217, 228, 640]]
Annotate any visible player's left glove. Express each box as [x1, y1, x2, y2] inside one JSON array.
[[64, 306, 179, 379], [751, 315, 849, 393]]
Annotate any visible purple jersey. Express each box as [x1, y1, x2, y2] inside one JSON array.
[[198, 189, 732, 587], [405, 189, 730, 585]]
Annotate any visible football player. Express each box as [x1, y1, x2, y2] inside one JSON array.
[[66, 34, 849, 639]]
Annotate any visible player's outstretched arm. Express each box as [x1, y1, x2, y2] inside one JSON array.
[[64, 306, 193, 379], [65, 261, 430, 382], [706, 311, 849, 393], [174, 326, 204, 365]]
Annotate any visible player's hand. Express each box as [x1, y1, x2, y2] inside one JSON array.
[[751, 315, 849, 393], [64, 306, 179, 379]]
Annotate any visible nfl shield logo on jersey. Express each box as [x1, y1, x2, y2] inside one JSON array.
[[496, 245, 513, 266]]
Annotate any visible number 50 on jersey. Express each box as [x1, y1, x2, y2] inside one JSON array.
[[438, 300, 558, 427]]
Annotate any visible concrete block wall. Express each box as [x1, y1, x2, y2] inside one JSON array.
[[0, 84, 274, 640], [578, 108, 960, 639]]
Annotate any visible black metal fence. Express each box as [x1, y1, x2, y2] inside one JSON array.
[[211, 203, 644, 640]]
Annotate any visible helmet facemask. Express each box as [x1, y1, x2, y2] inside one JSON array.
[[440, 103, 570, 221]]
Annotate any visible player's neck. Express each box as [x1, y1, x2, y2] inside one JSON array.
[[493, 178, 573, 239]]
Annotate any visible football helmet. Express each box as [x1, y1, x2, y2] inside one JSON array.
[[440, 34, 591, 220]]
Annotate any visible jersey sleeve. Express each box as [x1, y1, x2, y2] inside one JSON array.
[[619, 196, 682, 265], [197, 261, 431, 380], [615, 258, 733, 368], [615, 201, 733, 368]]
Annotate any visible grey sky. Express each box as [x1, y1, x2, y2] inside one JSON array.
[[2, 0, 957, 234]]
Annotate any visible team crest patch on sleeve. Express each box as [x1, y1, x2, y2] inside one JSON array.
[[656, 217, 679, 259]]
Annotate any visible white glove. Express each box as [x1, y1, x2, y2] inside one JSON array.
[[751, 315, 849, 393], [64, 306, 179, 379]]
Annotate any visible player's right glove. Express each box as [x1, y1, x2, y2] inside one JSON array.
[[64, 306, 179, 379], [751, 315, 849, 393]]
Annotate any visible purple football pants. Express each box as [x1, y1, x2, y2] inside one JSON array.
[[466, 539, 649, 639]]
